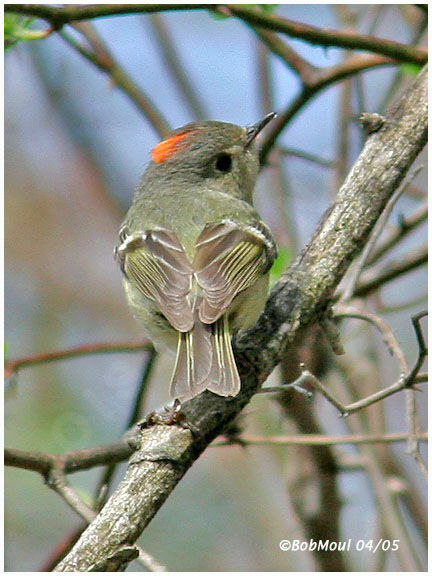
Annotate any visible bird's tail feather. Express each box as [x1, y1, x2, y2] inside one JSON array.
[[169, 314, 240, 401]]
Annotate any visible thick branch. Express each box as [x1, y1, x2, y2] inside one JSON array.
[[55, 65, 427, 572]]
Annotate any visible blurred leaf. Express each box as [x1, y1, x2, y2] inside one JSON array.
[[270, 246, 292, 285], [4, 13, 50, 50], [400, 63, 422, 77], [75, 487, 94, 508], [259, 4, 279, 12], [211, 9, 231, 21], [211, 4, 278, 20]]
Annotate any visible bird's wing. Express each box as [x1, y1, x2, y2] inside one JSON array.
[[116, 227, 194, 332], [194, 219, 277, 324]]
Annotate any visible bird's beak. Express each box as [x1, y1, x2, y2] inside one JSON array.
[[245, 112, 277, 147]]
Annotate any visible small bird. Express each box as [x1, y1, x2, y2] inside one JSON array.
[[115, 114, 277, 402]]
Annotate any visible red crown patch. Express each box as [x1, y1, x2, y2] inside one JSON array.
[[151, 131, 196, 163]]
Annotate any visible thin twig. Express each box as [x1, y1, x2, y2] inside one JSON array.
[[334, 304, 409, 371], [405, 386, 428, 478], [95, 349, 158, 508], [5, 438, 135, 475], [6, 4, 427, 65], [286, 351, 426, 417], [48, 467, 96, 523], [378, 292, 427, 314], [213, 431, 427, 447], [5, 339, 152, 380], [225, 5, 427, 64], [354, 243, 427, 297], [251, 25, 316, 85], [334, 362, 423, 570], [259, 54, 394, 163], [332, 3, 356, 194], [404, 311, 428, 477], [148, 13, 207, 120], [278, 146, 336, 168], [340, 164, 424, 301], [48, 470, 167, 572], [6, 440, 166, 571], [368, 200, 427, 265], [379, 9, 428, 113], [333, 68, 353, 194], [59, 23, 170, 137], [255, 33, 299, 253]]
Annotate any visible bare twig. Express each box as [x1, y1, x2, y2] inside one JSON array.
[[354, 243, 427, 296], [333, 69, 353, 193], [340, 164, 424, 301], [6, 4, 428, 66], [251, 26, 317, 85], [4, 4, 207, 27], [259, 54, 395, 163], [334, 361, 425, 570], [367, 200, 427, 265], [287, 348, 426, 417], [379, 8, 428, 113], [334, 304, 427, 475], [225, 5, 427, 64], [278, 146, 336, 168], [5, 438, 135, 475], [47, 467, 96, 523], [213, 431, 427, 447], [405, 386, 428, 478], [5, 339, 152, 380], [39, 526, 86, 572], [405, 311, 428, 477], [148, 13, 207, 120], [379, 292, 427, 314], [59, 23, 170, 137], [334, 304, 409, 371], [95, 349, 158, 508], [5, 439, 166, 571]]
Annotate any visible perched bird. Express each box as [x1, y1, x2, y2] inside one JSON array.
[[115, 113, 277, 402]]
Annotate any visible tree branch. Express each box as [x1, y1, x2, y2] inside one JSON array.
[[5, 438, 135, 476], [213, 431, 428, 447], [6, 3, 427, 65], [60, 23, 171, 137], [259, 54, 396, 164], [354, 243, 427, 296], [55, 65, 428, 572], [5, 339, 152, 380], [340, 164, 424, 301], [367, 199, 427, 265], [3, 4, 206, 27], [226, 5, 427, 64]]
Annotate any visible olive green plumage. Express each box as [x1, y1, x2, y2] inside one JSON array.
[[116, 114, 277, 401]]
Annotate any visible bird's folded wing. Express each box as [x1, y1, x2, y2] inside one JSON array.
[[116, 228, 194, 332], [194, 220, 276, 324]]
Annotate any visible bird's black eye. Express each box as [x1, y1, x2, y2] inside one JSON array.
[[215, 153, 232, 173]]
